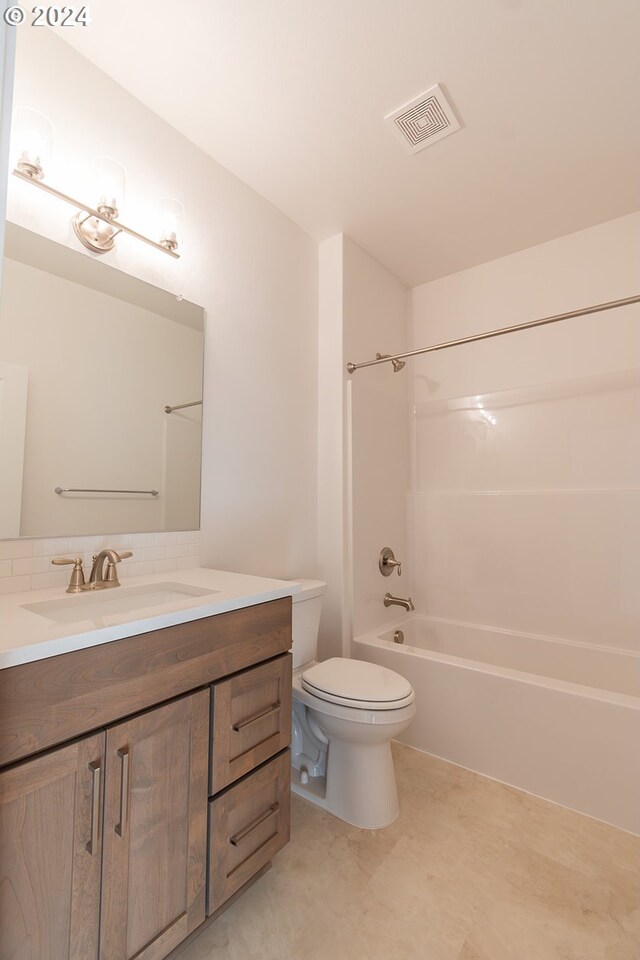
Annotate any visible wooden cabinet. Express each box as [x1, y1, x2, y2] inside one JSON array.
[[0, 694, 209, 960], [0, 596, 292, 769], [0, 733, 105, 960], [100, 690, 209, 960], [0, 598, 293, 960], [208, 750, 291, 915], [211, 654, 292, 792]]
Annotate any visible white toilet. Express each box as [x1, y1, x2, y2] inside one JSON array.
[[290, 579, 416, 829]]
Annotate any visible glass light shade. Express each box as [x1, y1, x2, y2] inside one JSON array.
[[158, 197, 184, 252], [13, 107, 54, 179], [93, 156, 126, 218]]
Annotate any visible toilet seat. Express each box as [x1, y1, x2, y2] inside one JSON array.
[[301, 658, 415, 711]]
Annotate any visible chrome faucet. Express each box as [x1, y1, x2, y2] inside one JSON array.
[[383, 592, 415, 612], [88, 549, 133, 589]]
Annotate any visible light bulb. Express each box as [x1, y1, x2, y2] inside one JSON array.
[[93, 157, 126, 219], [13, 107, 54, 179], [158, 197, 184, 252]]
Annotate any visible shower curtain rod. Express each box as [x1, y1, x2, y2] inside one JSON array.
[[345, 295, 640, 374]]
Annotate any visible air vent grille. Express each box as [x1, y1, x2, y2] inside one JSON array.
[[385, 84, 461, 154]]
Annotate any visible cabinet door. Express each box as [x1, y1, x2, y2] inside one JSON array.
[[211, 654, 292, 792], [0, 733, 105, 960], [99, 690, 209, 960]]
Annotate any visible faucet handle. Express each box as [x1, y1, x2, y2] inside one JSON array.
[[104, 549, 133, 584], [51, 556, 86, 593], [379, 547, 402, 577]]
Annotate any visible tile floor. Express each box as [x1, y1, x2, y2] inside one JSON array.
[[181, 744, 640, 960]]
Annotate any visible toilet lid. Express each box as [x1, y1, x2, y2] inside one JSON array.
[[301, 658, 415, 710]]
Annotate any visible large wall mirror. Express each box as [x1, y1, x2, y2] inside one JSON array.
[[0, 223, 204, 539]]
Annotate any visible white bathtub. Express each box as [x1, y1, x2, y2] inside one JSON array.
[[352, 615, 640, 834]]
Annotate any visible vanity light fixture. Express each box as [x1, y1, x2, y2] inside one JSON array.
[[72, 156, 127, 254], [12, 110, 182, 259]]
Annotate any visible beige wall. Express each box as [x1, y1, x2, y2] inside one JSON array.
[[344, 239, 409, 637], [317, 234, 347, 660], [409, 212, 640, 651], [5, 29, 318, 578], [317, 234, 408, 656]]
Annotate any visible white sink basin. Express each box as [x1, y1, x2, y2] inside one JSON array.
[[22, 581, 220, 625]]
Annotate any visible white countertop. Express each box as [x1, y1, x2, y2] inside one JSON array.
[[0, 567, 300, 670]]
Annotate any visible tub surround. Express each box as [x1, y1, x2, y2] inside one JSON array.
[[407, 217, 640, 655], [0, 565, 300, 668]]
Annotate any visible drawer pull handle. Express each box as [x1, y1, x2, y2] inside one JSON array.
[[115, 747, 130, 837], [232, 703, 280, 732], [86, 760, 101, 855], [229, 803, 280, 847]]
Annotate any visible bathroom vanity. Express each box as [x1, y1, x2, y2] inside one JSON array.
[[0, 569, 296, 960]]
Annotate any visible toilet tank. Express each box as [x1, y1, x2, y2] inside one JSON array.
[[290, 579, 326, 669]]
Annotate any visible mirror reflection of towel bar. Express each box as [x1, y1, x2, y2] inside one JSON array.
[[55, 486, 159, 496], [164, 400, 202, 414]]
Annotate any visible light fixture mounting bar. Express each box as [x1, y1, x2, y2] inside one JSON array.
[[12, 169, 180, 259]]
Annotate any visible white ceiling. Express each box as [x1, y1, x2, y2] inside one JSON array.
[[60, 0, 640, 286]]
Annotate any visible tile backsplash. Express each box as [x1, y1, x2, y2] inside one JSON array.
[[0, 531, 200, 594]]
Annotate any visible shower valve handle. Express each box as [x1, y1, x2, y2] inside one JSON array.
[[379, 547, 402, 577]]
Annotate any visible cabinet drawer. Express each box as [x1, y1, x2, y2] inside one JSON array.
[[210, 654, 291, 793], [208, 750, 290, 915]]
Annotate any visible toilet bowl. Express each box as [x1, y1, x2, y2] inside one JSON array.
[[290, 580, 416, 829]]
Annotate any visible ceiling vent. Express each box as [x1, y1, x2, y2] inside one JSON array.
[[385, 84, 461, 154]]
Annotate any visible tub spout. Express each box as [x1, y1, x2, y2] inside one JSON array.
[[384, 593, 415, 612]]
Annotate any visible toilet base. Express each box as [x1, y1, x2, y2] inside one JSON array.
[[325, 735, 400, 829], [291, 736, 402, 830]]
